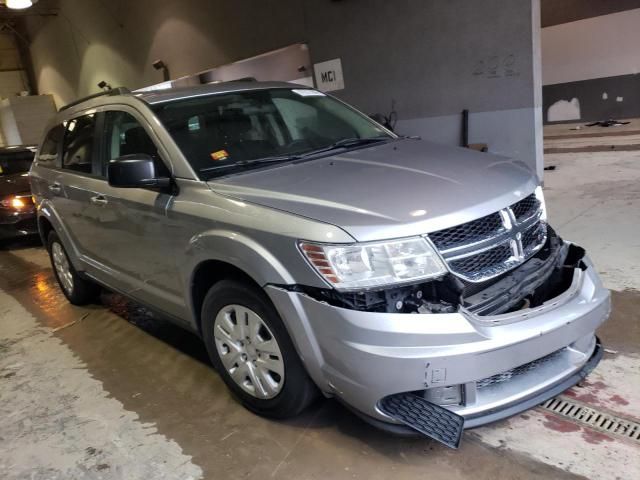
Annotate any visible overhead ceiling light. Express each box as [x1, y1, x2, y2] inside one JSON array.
[[6, 0, 35, 10]]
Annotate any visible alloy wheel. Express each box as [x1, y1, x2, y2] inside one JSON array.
[[51, 242, 74, 295]]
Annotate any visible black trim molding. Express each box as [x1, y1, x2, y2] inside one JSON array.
[[543, 73, 640, 124], [542, 0, 640, 27]]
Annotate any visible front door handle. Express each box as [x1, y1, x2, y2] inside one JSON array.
[[48, 183, 62, 194], [90, 195, 108, 206]]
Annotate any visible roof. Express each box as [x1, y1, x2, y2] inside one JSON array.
[[135, 81, 305, 105], [53, 81, 314, 121]]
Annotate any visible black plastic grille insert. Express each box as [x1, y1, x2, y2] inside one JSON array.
[[379, 393, 465, 448], [429, 212, 504, 250]]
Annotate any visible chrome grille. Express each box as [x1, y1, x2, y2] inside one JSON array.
[[511, 193, 540, 221], [448, 242, 516, 282], [522, 222, 547, 255], [477, 348, 564, 389], [428, 192, 546, 283]]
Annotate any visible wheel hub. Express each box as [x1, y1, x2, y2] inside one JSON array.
[[213, 304, 285, 399]]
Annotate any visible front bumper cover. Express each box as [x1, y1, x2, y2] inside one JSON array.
[[266, 248, 610, 432], [361, 336, 603, 436], [0, 210, 38, 240]]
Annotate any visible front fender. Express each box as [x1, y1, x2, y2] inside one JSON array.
[[181, 229, 330, 391], [183, 229, 297, 288]]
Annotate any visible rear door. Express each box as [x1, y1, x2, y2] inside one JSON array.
[[44, 112, 105, 260]]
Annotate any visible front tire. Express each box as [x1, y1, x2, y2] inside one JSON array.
[[201, 280, 318, 418], [47, 231, 99, 305]]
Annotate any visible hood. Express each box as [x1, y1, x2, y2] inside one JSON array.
[[208, 139, 538, 242], [0, 173, 31, 197]]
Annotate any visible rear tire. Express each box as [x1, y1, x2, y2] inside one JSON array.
[[47, 231, 100, 305], [201, 279, 318, 418]]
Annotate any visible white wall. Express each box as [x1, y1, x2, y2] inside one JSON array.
[[542, 8, 640, 85]]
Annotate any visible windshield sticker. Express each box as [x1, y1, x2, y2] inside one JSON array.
[[210, 150, 229, 161], [292, 89, 326, 97]]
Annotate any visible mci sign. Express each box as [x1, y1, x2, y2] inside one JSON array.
[[313, 58, 345, 92]]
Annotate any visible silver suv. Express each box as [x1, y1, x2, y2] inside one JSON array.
[[30, 82, 610, 448]]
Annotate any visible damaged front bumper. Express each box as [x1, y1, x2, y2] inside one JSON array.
[[266, 243, 610, 439]]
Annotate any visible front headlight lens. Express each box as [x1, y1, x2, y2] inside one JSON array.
[[300, 237, 446, 291]]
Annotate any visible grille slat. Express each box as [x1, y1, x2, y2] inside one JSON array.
[[429, 212, 504, 251], [511, 193, 540, 221], [428, 192, 546, 283], [448, 243, 516, 282], [477, 348, 564, 389]]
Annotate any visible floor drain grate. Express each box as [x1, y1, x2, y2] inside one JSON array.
[[541, 396, 640, 442]]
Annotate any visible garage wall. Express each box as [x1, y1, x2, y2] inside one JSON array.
[[25, 0, 543, 177], [0, 32, 28, 100], [0, 30, 32, 146], [304, 0, 542, 178], [542, 7, 640, 123], [24, 0, 306, 107]]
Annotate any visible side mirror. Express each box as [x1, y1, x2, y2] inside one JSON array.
[[108, 154, 171, 189]]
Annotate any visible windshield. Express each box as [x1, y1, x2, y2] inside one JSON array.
[[152, 88, 393, 179], [0, 151, 34, 176]]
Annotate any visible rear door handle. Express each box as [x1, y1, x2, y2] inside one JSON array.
[[48, 183, 62, 194], [90, 195, 108, 206]]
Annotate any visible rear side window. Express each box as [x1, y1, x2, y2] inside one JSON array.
[[38, 125, 64, 168], [62, 114, 96, 174]]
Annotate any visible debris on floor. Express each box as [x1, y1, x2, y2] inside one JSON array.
[[586, 119, 631, 128], [544, 165, 556, 171]]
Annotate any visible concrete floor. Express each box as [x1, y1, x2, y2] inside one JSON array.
[[1, 129, 639, 479]]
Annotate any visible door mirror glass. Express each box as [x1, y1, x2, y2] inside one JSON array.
[[108, 154, 171, 189]]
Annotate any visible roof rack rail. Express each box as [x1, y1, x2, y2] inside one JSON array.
[[59, 87, 131, 111], [225, 77, 257, 82]]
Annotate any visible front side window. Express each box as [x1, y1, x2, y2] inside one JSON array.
[[152, 88, 392, 179], [62, 114, 96, 174], [103, 111, 170, 178]]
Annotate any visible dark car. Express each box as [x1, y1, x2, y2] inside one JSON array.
[[0, 146, 38, 241]]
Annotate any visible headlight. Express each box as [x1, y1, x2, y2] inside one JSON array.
[[300, 237, 446, 291], [534, 185, 547, 222]]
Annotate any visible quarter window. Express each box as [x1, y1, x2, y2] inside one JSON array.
[[38, 125, 64, 168], [62, 114, 96, 174]]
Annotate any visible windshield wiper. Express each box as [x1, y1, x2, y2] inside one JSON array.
[[200, 154, 301, 175], [296, 136, 391, 159], [200, 137, 390, 177]]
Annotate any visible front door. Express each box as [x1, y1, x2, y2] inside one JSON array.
[[86, 109, 184, 318]]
